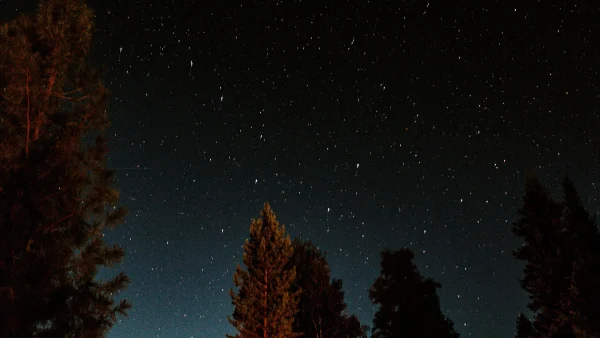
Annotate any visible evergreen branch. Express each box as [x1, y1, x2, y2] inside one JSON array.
[[239, 316, 264, 337], [38, 210, 78, 233], [271, 308, 287, 331], [267, 254, 288, 275], [236, 288, 262, 307], [241, 327, 262, 338]]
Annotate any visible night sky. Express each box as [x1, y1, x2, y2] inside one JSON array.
[[2, 1, 600, 337]]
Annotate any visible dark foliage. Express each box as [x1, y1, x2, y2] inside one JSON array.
[[0, 1, 130, 336], [515, 313, 533, 338], [512, 175, 600, 337], [288, 239, 367, 338], [369, 248, 460, 338]]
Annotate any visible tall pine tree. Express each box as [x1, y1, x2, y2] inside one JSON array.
[[560, 177, 600, 336], [228, 202, 300, 338], [369, 248, 459, 338], [288, 239, 367, 338], [512, 175, 600, 337], [512, 175, 565, 337], [0, 1, 130, 336]]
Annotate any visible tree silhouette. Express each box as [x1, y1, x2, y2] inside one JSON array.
[[560, 177, 600, 336], [512, 175, 565, 336], [0, 0, 130, 336], [512, 175, 600, 337], [515, 313, 533, 338], [228, 202, 300, 338], [288, 239, 367, 338], [369, 248, 459, 338]]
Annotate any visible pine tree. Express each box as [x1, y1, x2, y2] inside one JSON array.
[[339, 314, 368, 338], [560, 177, 600, 336], [228, 202, 300, 338], [512, 175, 600, 337], [0, 1, 130, 337], [515, 312, 533, 338], [511, 175, 565, 336], [288, 239, 367, 338], [369, 248, 459, 338]]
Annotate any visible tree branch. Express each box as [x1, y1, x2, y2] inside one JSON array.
[[25, 71, 31, 157], [45, 190, 64, 200], [34, 63, 58, 142], [38, 211, 77, 233], [50, 92, 90, 101], [62, 87, 84, 95], [263, 269, 268, 338], [241, 327, 262, 338], [45, 68, 57, 103]]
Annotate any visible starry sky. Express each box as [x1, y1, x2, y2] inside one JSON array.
[[2, 1, 600, 337]]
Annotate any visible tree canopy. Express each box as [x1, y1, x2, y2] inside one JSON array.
[[512, 175, 600, 337], [288, 239, 367, 338], [0, 0, 130, 336], [369, 248, 459, 338], [228, 202, 300, 338]]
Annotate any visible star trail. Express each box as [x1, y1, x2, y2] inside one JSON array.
[[2, 1, 599, 337]]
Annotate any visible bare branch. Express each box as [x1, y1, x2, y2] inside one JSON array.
[[38, 211, 77, 233], [25, 71, 31, 157]]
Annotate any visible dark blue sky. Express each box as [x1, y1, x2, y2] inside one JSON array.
[[2, 1, 599, 337]]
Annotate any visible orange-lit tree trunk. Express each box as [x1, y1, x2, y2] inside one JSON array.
[[264, 269, 268, 338]]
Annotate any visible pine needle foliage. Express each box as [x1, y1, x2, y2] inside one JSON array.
[[0, 1, 130, 337], [228, 202, 300, 338]]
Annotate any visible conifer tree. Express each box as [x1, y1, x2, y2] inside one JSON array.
[[288, 239, 367, 338], [339, 314, 368, 338], [0, 1, 130, 336], [515, 313, 533, 338], [369, 248, 459, 338], [228, 202, 300, 338], [512, 175, 600, 337], [511, 175, 564, 336], [560, 177, 600, 336]]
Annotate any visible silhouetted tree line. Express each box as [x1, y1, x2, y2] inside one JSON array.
[[227, 202, 458, 338], [1, 1, 600, 338], [228, 177, 600, 338]]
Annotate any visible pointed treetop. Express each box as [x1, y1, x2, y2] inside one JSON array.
[[379, 248, 419, 280], [261, 201, 276, 221], [228, 202, 299, 338], [561, 175, 596, 235], [369, 248, 458, 338], [523, 174, 548, 199]]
